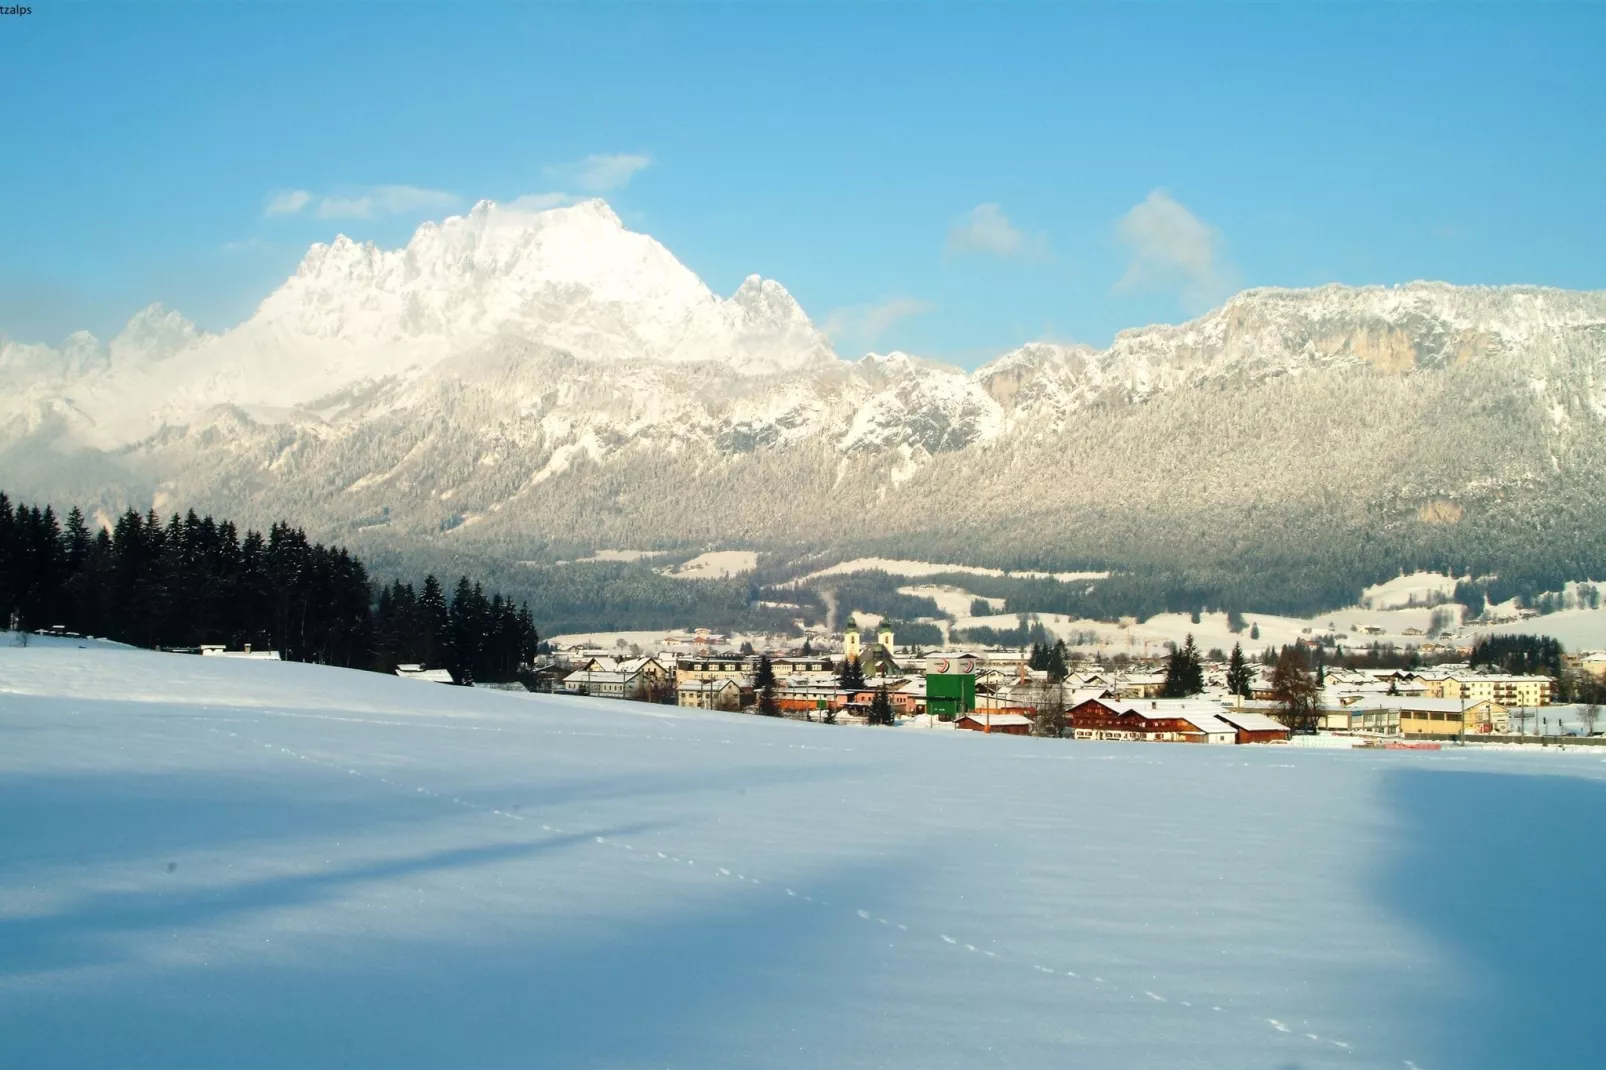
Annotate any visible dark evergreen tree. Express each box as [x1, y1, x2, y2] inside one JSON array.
[[1162, 633, 1205, 696], [1046, 639, 1069, 683], [755, 654, 779, 716], [1226, 642, 1252, 697], [0, 490, 537, 681], [869, 684, 894, 726], [1469, 634, 1564, 677], [838, 654, 866, 690], [418, 575, 451, 670]]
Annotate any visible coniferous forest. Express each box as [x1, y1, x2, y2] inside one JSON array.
[[0, 492, 539, 683]]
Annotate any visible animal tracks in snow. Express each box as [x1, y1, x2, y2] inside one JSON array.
[[204, 722, 1409, 1067]]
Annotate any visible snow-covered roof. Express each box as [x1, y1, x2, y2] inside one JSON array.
[[1345, 696, 1481, 713], [563, 669, 633, 685], [1178, 712, 1237, 737], [1216, 711, 1290, 733], [957, 712, 1034, 727], [684, 675, 745, 691], [397, 667, 455, 684]]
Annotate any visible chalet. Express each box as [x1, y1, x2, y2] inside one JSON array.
[[1115, 672, 1167, 699], [1215, 710, 1292, 744], [616, 655, 672, 688], [1069, 698, 1236, 744], [1175, 709, 1237, 744], [955, 711, 1033, 735], [201, 644, 281, 661], [1067, 685, 1116, 707], [396, 664, 455, 684]]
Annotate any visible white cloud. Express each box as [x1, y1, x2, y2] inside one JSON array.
[[823, 297, 935, 351], [946, 203, 1040, 260], [1113, 190, 1236, 308], [546, 153, 652, 193], [263, 189, 313, 217], [314, 185, 461, 220], [263, 185, 461, 221], [505, 192, 571, 213]]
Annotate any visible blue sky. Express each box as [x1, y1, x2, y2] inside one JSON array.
[[2, 1, 1603, 367]]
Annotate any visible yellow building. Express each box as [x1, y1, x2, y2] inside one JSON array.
[[1328, 697, 1506, 736], [1442, 675, 1551, 708], [1398, 698, 1507, 736]]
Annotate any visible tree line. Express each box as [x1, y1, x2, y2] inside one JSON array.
[[0, 492, 537, 681]]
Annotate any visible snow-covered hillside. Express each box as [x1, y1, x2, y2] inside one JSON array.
[[2, 647, 1600, 1068]]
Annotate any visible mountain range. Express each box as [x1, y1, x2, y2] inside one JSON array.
[[4, 198, 1606, 615]]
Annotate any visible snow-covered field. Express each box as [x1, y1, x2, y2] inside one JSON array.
[[1474, 606, 1606, 651], [792, 557, 1109, 585], [667, 550, 760, 579], [3, 647, 1602, 1069]]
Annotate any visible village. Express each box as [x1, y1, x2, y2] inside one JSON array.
[[500, 623, 1599, 747]]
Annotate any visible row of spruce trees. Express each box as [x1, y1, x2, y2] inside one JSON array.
[[0, 493, 539, 683]]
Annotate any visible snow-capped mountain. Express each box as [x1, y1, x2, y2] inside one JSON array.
[[0, 198, 835, 448], [3, 199, 1606, 578]]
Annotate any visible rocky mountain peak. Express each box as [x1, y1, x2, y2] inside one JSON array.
[[109, 304, 206, 365]]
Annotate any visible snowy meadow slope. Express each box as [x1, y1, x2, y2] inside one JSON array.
[[3, 648, 1603, 1068]]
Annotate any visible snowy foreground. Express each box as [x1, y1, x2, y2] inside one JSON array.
[[3, 645, 1603, 1069]]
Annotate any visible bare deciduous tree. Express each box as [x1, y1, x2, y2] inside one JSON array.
[[1032, 681, 1068, 738], [1271, 646, 1322, 734]]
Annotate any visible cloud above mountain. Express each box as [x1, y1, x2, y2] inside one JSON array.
[[945, 203, 1045, 260], [823, 297, 934, 352], [506, 192, 571, 212], [263, 185, 462, 221], [1114, 190, 1235, 309], [545, 153, 653, 193]]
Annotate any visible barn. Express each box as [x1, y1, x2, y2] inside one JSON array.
[[955, 712, 1033, 735], [1217, 710, 1293, 744]]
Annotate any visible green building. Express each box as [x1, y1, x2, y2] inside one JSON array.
[[926, 673, 975, 717]]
